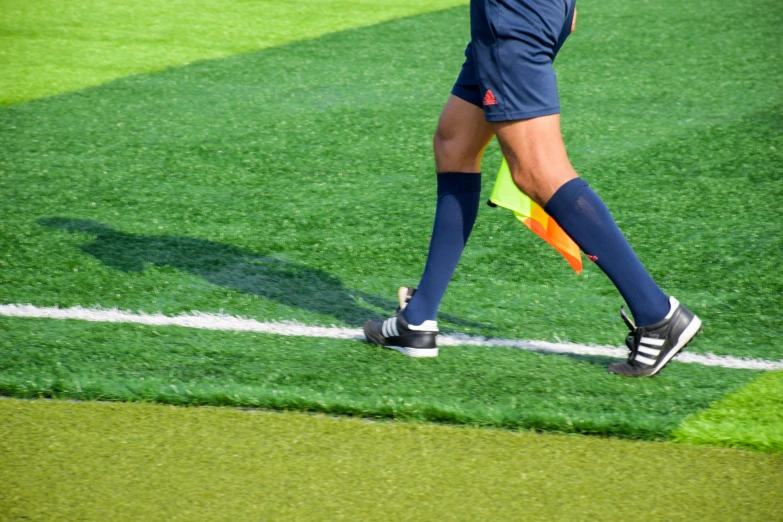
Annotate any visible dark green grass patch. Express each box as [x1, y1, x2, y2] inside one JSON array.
[[0, 316, 757, 440], [1, 0, 781, 359], [3, 399, 781, 521]]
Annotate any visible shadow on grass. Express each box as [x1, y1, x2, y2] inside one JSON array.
[[39, 217, 481, 329]]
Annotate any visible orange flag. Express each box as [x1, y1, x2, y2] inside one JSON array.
[[489, 158, 583, 274]]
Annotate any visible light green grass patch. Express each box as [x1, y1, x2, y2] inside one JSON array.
[[2, 399, 781, 521], [0, 0, 465, 105], [673, 371, 783, 453]]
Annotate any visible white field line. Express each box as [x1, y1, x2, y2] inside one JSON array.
[[1, 304, 781, 371]]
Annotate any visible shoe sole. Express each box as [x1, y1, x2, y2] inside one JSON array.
[[649, 315, 702, 377], [384, 345, 438, 358], [364, 328, 438, 358]]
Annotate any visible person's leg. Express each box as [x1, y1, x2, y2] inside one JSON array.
[[432, 95, 495, 173], [494, 115, 703, 377], [491, 114, 577, 206], [476, 0, 700, 376], [492, 114, 670, 327], [401, 95, 494, 326], [363, 94, 493, 356]]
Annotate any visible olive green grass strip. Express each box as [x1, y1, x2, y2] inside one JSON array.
[[0, 317, 758, 441], [672, 371, 783, 453], [2, 399, 781, 521], [0, 0, 466, 105]]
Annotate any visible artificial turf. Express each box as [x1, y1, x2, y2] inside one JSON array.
[[1, 0, 781, 456], [1, 0, 781, 360], [0, 316, 759, 441], [2, 399, 781, 521], [0, 0, 465, 105], [673, 371, 783, 453]]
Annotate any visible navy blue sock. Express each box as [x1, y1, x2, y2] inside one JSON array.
[[544, 178, 670, 326], [403, 173, 482, 325]]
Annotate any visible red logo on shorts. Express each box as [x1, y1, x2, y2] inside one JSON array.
[[483, 90, 498, 106], [587, 254, 599, 262]]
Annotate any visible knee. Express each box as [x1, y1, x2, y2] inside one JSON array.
[[508, 158, 577, 206], [510, 160, 540, 187], [509, 162, 543, 202], [432, 124, 481, 173], [432, 124, 452, 161]]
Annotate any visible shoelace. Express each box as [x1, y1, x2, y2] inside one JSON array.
[[620, 306, 643, 366], [395, 287, 416, 313]]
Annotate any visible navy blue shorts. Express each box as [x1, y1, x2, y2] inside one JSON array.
[[452, 0, 576, 122]]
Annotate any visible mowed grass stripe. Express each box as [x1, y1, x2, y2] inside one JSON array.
[[0, 0, 467, 105], [0, 316, 758, 441], [2, 399, 781, 521], [1, 1, 781, 359], [673, 371, 783, 453], [2, 303, 781, 371]]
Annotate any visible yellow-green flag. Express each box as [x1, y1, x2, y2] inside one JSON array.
[[489, 158, 583, 274]]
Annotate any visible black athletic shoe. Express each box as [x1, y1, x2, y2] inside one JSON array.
[[608, 297, 702, 377], [363, 311, 439, 358]]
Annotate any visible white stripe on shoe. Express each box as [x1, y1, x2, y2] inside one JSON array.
[[650, 315, 703, 375], [389, 318, 399, 337], [635, 354, 657, 366], [638, 345, 661, 356], [383, 318, 396, 338]]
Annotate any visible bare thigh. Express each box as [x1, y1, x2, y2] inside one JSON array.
[[433, 95, 495, 173], [492, 114, 578, 206]]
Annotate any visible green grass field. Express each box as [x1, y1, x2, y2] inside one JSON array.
[[1, 0, 782, 518], [0, 316, 761, 440], [2, 0, 781, 358]]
